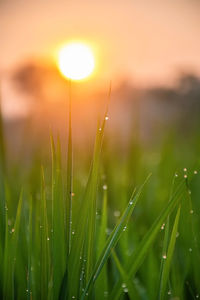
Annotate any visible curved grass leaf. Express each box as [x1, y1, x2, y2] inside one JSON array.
[[3, 190, 23, 300], [158, 205, 181, 300], [80, 174, 151, 300], [110, 179, 185, 300], [95, 189, 108, 300]]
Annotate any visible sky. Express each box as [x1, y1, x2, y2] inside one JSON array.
[[1, 0, 200, 86]]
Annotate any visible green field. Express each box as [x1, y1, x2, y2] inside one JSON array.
[[0, 98, 200, 300]]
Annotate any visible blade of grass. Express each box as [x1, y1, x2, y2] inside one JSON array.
[[95, 189, 108, 300], [158, 205, 181, 300], [27, 195, 32, 300], [51, 135, 66, 299], [80, 174, 151, 300], [60, 90, 111, 300], [85, 83, 111, 284], [112, 250, 140, 300], [3, 190, 23, 300], [0, 91, 6, 246], [66, 79, 73, 256], [40, 166, 51, 300], [110, 179, 185, 300]]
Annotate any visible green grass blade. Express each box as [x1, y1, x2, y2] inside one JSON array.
[[62, 102, 109, 299], [27, 195, 32, 300], [3, 190, 23, 300], [40, 166, 51, 299], [85, 87, 111, 283], [159, 205, 181, 300], [110, 179, 185, 300], [66, 80, 73, 256], [80, 174, 151, 300], [112, 250, 140, 300], [51, 135, 66, 299], [95, 189, 108, 300]]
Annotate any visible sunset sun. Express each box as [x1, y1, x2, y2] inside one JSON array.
[[58, 42, 95, 80]]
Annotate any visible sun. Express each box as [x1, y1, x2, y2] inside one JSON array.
[[58, 42, 95, 81]]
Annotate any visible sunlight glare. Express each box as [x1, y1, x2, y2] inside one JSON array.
[[58, 42, 95, 80]]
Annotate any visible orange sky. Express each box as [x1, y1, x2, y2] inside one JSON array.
[[1, 0, 200, 86]]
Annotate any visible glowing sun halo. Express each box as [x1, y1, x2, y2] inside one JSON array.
[[58, 43, 95, 80]]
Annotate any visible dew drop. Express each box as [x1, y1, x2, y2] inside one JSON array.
[[184, 174, 187, 179], [123, 226, 127, 232], [47, 237, 50, 241], [161, 223, 165, 230], [113, 210, 120, 217], [122, 283, 126, 288], [183, 168, 187, 172], [196, 294, 199, 298], [194, 170, 198, 175], [130, 201, 133, 205], [168, 290, 171, 295], [105, 116, 109, 120], [190, 210, 194, 214], [162, 254, 167, 259], [189, 248, 192, 252], [103, 184, 107, 190], [176, 232, 179, 238], [124, 288, 129, 293], [99, 127, 102, 131], [175, 173, 178, 177], [72, 231, 75, 235]]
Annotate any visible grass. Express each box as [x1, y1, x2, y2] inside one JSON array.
[[0, 92, 200, 300]]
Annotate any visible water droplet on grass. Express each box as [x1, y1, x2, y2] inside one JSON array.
[[105, 116, 109, 120], [184, 174, 187, 179], [124, 288, 128, 293], [162, 254, 167, 259], [183, 168, 187, 172], [103, 184, 107, 190], [194, 170, 198, 175], [161, 223, 165, 230], [189, 248, 192, 252], [190, 210, 194, 214], [113, 210, 120, 217], [123, 226, 127, 231]]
